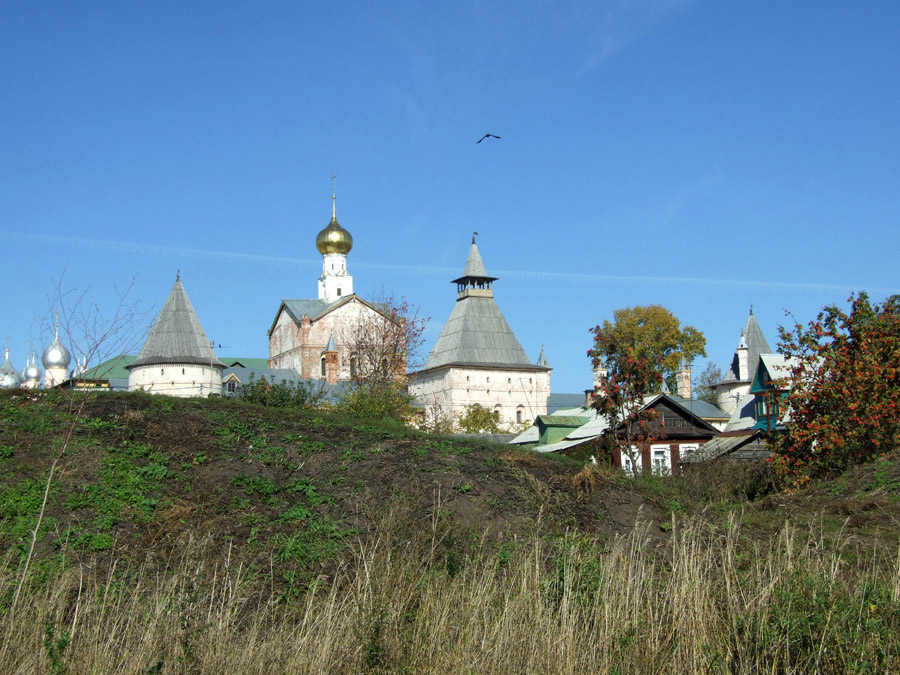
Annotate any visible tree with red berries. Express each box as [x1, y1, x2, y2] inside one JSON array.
[[771, 293, 900, 486]]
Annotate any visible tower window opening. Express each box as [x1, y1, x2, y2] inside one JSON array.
[[321, 356, 327, 377]]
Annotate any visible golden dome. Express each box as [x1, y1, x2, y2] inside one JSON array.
[[316, 216, 353, 255]]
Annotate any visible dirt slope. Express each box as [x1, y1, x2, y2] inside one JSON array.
[[0, 391, 664, 588]]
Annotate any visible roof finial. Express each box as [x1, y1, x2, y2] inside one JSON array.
[[176, 269, 181, 282], [332, 173, 337, 220], [472, 231, 478, 244], [54, 312, 59, 339], [749, 304, 753, 315]]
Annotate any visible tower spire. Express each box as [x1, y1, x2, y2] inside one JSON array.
[[332, 173, 337, 220]]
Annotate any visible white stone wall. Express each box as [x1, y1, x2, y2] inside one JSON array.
[[409, 366, 551, 431], [43, 367, 68, 388], [128, 363, 223, 398], [715, 381, 750, 416]]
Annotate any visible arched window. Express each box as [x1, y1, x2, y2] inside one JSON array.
[[321, 356, 327, 377], [349, 356, 357, 380], [493, 404, 502, 419], [516, 406, 525, 424]]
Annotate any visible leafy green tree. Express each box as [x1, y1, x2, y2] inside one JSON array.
[[590, 305, 706, 391], [457, 404, 501, 434], [693, 361, 722, 405], [771, 293, 900, 486]]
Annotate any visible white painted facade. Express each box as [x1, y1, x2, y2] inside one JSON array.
[[409, 365, 551, 431], [128, 363, 223, 398], [43, 366, 68, 388]]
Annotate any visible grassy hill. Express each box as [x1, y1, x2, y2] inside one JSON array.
[[1, 390, 899, 673]]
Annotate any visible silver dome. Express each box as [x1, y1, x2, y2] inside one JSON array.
[[22, 361, 42, 382], [0, 350, 23, 389], [42, 336, 71, 369]]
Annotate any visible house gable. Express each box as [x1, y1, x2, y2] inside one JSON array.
[[643, 396, 719, 439]]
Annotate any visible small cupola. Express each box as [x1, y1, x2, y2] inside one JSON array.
[[452, 233, 498, 300]]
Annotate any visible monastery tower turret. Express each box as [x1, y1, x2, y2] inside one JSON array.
[[408, 234, 551, 430], [126, 274, 225, 397]]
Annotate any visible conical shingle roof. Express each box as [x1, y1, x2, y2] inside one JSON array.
[[423, 241, 546, 371], [129, 278, 224, 369], [452, 240, 497, 283], [722, 310, 771, 383]]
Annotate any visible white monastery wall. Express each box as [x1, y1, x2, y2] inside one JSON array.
[[410, 366, 550, 431], [128, 363, 223, 398]]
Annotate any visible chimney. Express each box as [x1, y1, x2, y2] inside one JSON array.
[[592, 364, 607, 391], [587, 364, 608, 407], [676, 357, 692, 399], [737, 336, 749, 381]]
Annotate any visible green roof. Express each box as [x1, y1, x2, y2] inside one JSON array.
[[76, 355, 269, 382], [219, 357, 270, 369], [536, 415, 590, 428], [76, 355, 137, 381]]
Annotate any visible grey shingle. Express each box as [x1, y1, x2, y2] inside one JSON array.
[[462, 241, 489, 278], [129, 279, 224, 369], [423, 295, 535, 369], [721, 311, 772, 383]]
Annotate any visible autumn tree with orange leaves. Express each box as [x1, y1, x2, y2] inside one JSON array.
[[771, 293, 900, 486]]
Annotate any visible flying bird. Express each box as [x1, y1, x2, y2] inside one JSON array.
[[476, 133, 501, 144]]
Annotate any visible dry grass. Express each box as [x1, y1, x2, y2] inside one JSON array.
[[1, 513, 899, 674]]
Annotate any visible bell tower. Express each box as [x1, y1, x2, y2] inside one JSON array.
[[315, 175, 354, 303]]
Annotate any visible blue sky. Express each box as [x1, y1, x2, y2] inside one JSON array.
[[2, 1, 898, 393]]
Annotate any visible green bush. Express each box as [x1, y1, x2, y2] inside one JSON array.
[[240, 378, 327, 409], [457, 404, 501, 433], [337, 384, 417, 424]]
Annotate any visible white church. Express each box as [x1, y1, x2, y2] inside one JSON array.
[[267, 187, 400, 383]]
